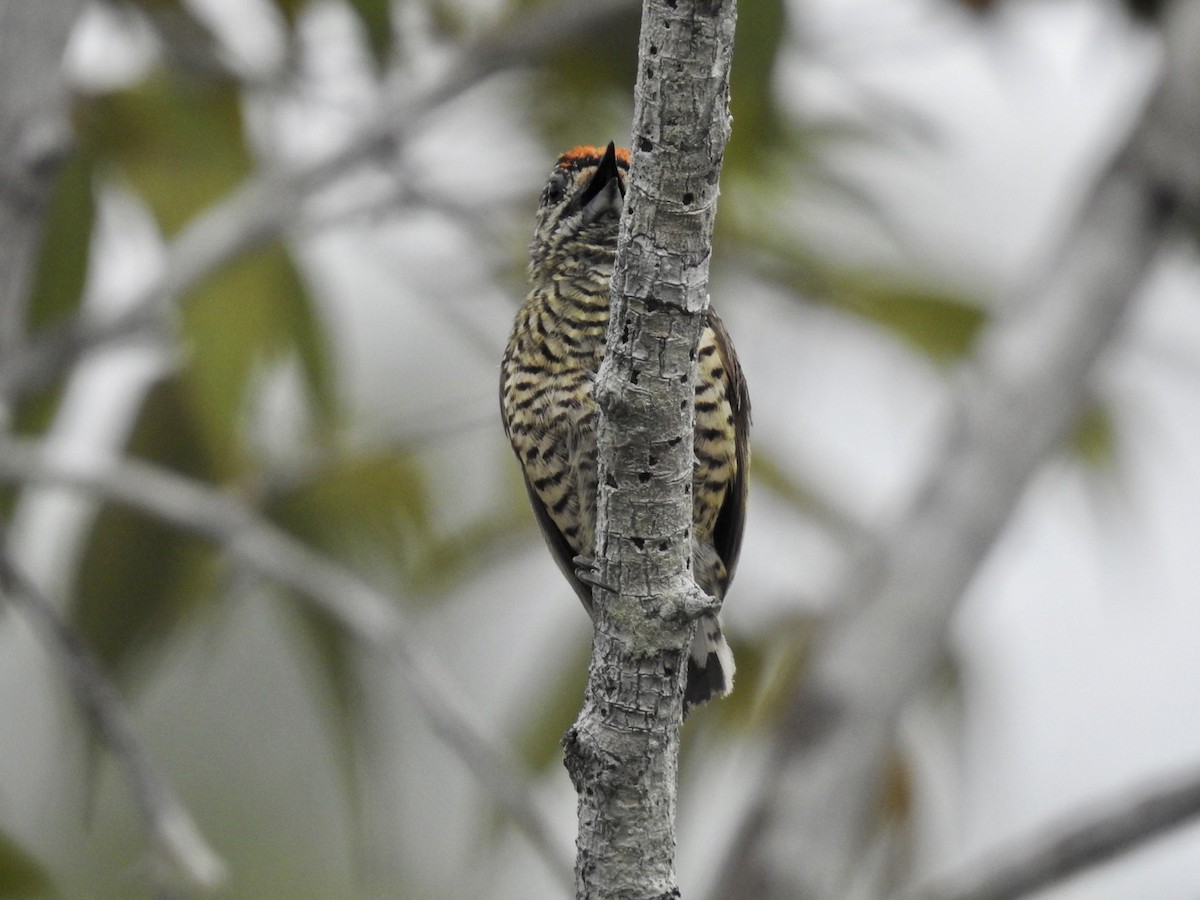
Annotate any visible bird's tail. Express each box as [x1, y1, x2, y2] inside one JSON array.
[[684, 613, 735, 711]]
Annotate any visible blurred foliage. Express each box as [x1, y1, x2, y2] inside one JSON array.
[[0, 831, 54, 899], [73, 68, 336, 472], [835, 279, 986, 362], [275, 0, 395, 67], [516, 639, 590, 772], [724, 0, 787, 170], [526, 4, 640, 151], [71, 378, 218, 682], [766, 250, 988, 362], [265, 450, 431, 567], [27, 150, 94, 333], [1071, 402, 1117, 468], [180, 245, 335, 473], [76, 72, 247, 236]]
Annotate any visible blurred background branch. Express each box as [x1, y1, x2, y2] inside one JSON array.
[[899, 760, 1200, 900]]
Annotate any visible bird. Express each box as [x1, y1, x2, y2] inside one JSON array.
[[500, 141, 750, 710]]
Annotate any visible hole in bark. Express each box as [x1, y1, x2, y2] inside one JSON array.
[[668, 436, 682, 446], [682, 192, 694, 204], [632, 537, 645, 550], [645, 295, 660, 312], [666, 0, 676, 8], [648, 455, 658, 466], [659, 540, 670, 551], [630, 369, 640, 385], [638, 471, 652, 483], [680, 399, 687, 410], [649, 44, 658, 55], [606, 472, 617, 488], [639, 137, 653, 152]]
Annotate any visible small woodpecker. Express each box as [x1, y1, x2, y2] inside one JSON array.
[[500, 142, 750, 709]]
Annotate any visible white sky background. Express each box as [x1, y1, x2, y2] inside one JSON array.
[[4, 0, 1200, 897]]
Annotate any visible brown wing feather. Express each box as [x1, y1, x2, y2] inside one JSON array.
[[705, 306, 751, 593], [519, 470, 595, 616], [500, 367, 596, 617]]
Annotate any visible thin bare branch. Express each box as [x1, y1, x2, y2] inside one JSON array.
[[0, 438, 573, 890], [0, 526, 227, 892], [709, 1, 1200, 897], [897, 762, 1200, 900]]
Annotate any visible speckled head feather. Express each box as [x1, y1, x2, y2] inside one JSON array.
[[530, 141, 630, 274]]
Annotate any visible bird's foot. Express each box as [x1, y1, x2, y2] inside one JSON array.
[[573, 555, 617, 593]]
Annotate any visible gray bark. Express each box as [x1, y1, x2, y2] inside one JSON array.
[[0, 0, 85, 363], [560, 0, 737, 896], [709, 1, 1200, 898]]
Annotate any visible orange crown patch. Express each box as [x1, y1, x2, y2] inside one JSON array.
[[557, 145, 631, 169]]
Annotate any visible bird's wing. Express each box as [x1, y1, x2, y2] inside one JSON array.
[[706, 306, 751, 593]]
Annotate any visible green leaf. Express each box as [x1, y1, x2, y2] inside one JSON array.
[[77, 71, 249, 236], [266, 450, 430, 566], [850, 288, 985, 361], [1071, 402, 1116, 468], [27, 149, 94, 331], [181, 245, 335, 474], [348, 0, 393, 69], [272, 0, 309, 27], [514, 638, 590, 772], [408, 506, 534, 596], [71, 378, 219, 682], [526, 0, 640, 152], [767, 259, 987, 363], [724, 0, 786, 172], [0, 830, 55, 898]]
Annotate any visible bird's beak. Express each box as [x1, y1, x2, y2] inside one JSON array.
[[580, 141, 625, 224]]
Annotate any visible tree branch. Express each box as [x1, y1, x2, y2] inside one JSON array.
[[709, 1, 1200, 897], [897, 761, 1200, 900], [0, 0, 638, 402], [0, 0, 85, 365], [0, 438, 573, 891], [561, 0, 737, 896], [0, 526, 227, 892]]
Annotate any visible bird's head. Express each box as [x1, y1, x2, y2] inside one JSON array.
[[529, 142, 630, 276]]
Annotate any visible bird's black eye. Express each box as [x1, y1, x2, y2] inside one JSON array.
[[542, 172, 568, 206]]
